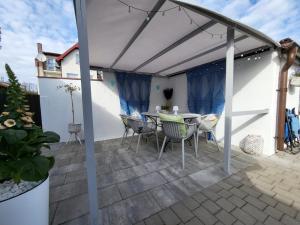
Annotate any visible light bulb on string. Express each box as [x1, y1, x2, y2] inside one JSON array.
[[211, 34, 214, 39], [162, 11, 165, 16], [128, 6, 131, 13], [146, 12, 150, 21], [178, 6, 181, 11]]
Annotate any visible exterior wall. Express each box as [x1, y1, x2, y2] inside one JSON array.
[[169, 75, 189, 112], [60, 49, 97, 79], [287, 64, 300, 112], [169, 51, 283, 155], [38, 74, 168, 142]]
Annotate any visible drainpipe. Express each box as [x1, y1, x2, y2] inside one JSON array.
[[276, 39, 298, 151]]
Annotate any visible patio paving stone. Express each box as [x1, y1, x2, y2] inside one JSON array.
[[98, 185, 122, 208], [50, 180, 88, 203], [52, 193, 89, 225], [48, 138, 300, 225], [189, 164, 228, 188], [150, 185, 180, 209], [118, 172, 167, 198], [144, 214, 164, 225]]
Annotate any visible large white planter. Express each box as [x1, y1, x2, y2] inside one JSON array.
[[0, 177, 49, 225]]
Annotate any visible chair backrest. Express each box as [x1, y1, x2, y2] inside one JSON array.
[[198, 114, 219, 131], [127, 117, 145, 133], [161, 121, 186, 139], [120, 114, 130, 128]]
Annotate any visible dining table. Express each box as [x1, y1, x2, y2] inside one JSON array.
[[141, 112, 201, 123], [141, 112, 201, 151]]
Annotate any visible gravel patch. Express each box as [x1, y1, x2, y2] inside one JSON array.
[[0, 180, 42, 202]]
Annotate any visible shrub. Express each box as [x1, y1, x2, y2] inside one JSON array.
[[0, 64, 60, 183]]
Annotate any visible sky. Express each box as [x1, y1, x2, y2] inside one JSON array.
[[0, 0, 299, 84]]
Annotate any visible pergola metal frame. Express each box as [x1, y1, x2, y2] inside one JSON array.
[[73, 0, 280, 224]]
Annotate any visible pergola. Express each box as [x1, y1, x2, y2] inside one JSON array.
[[72, 0, 280, 224]]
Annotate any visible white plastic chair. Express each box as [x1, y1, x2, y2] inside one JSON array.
[[158, 121, 198, 169], [120, 114, 132, 145], [196, 114, 220, 151], [127, 117, 159, 154]]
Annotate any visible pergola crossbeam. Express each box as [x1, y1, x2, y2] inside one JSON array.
[[156, 35, 248, 74], [170, 0, 279, 48], [133, 20, 217, 72], [110, 0, 166, 69]]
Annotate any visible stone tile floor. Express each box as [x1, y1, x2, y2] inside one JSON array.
[[47, 135, 300, 225]]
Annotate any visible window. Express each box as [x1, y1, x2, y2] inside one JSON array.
[[75, 54, 80, 64], [66, 73, 78, 78], [46, 58, 57, 71]]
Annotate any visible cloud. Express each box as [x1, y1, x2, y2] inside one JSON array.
[[0, 0, 77, 83], [188, 0, 300, 43]]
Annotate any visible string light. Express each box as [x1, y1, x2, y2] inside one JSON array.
[[117, 0, 226, 39]]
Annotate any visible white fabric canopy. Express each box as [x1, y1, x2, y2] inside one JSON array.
[[84, 0, 279, 76]]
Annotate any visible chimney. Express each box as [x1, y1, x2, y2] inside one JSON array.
[[36, 43, 45, 77], [37, 43, 43, 53]]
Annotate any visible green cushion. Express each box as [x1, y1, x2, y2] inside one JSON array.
[[159, 113, 187, 136]]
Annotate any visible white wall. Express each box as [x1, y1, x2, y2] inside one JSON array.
[[38, 74, 168, 142], [168, 51, 284, 155], [149, 76, 169, 111], [169, 74, 189, 112], [287, 64, 300, 111], [61, 49, 97, 79]]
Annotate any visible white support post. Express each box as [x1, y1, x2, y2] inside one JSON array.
[[74, 1, 100, 225], [224, 27, 234, 175]]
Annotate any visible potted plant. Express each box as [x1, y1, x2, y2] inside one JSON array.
[[162, 88, 173, 111], [0, 64, 60, 225], [57, 83, 81, 143]]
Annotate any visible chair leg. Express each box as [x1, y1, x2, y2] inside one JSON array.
[[66, 133, 72, 145], [211, 132, 220, 151], [155, 131, 160, 152], [181, 139, 185, 169], [158, 136, 167, 160], [121, 129, 127, 145], [75, 133, 82, 145], [193, 133, 197, 157], [205, 132, 208, 143], [128, 132, 135, 150], [136, 134, 142, 154]]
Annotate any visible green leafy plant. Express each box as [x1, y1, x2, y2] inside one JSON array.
[[0, 64, 60, 183]]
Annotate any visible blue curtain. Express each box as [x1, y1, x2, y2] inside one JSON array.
[[115, 72, 152, 116], [187, 60, 225, 115]]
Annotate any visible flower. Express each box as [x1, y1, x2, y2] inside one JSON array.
[[2, 112, 9, 116], [16, 108, 23, 113], [4, 119, 16, 128], [24, 112, 34, 116], [21, 116, 33, 123], [0, 123, 6, 130], [23, 124, 32, 128]]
